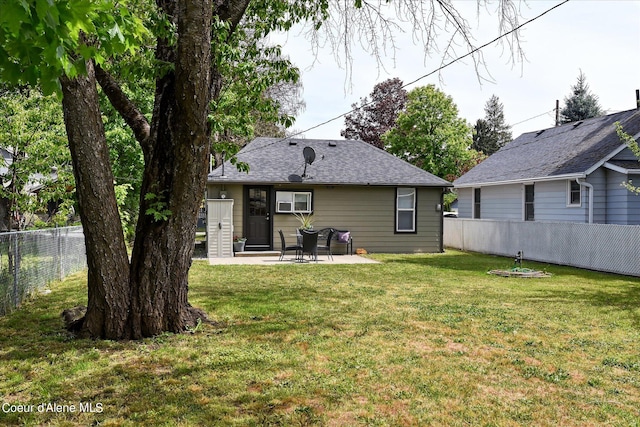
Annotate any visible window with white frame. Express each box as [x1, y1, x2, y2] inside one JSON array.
[[396, 188, 416, 233], [567, 180, 581, 206], [275, 191, 312, 213]]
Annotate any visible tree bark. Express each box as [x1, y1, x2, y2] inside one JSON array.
[[60, 61, 131, 339], [127, 0, 213, 338]]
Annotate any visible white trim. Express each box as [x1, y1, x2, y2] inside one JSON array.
[[603, 161, 640, 175], [396, 187, 416, 232], [455, 172, 585, 189], [566, 179, 582, 207], [576, 178, 593, 224], [275, 191, 312, 213], [584, 144, 628, 175]]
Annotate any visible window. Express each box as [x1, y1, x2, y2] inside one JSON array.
[[567, 180, 581, 206], [396, 188, 416, 233], [473, 188, 481, 219], [275, 191, 312, 213], [524, 184, 535, 221]]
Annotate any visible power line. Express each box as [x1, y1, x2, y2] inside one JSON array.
[[239, 0, 571, 156], [511, 109, 555, 127]]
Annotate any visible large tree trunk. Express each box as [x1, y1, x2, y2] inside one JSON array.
[[60, 0, 250, 340], [60, 62, 131, 339], [127, 0, 213, 338]]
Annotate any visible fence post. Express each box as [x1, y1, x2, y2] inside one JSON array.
[[12, 234, 19, 308]]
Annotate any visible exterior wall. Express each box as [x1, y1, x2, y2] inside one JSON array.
[[208, 183, 444, 254], [455, 185, 522, 220], [606, 169, 640, 225], [274, 185, 443, 253], [457, 188, 473, 218], [535, 180, 588, 223], [589, 168, 607, 224], [481, 184, 522, 220]]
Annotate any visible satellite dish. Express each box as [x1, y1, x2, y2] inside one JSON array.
[[303, 146, 316, 165]]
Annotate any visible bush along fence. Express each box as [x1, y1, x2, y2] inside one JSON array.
[[0, 226, 86, 316], [444, 218, 640, 277]]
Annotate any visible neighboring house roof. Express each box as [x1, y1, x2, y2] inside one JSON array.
[[208, 137, 452, 187], [454, 109, 640, 188]]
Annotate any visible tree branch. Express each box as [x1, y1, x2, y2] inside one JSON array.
[[94, 64, 151, 148]]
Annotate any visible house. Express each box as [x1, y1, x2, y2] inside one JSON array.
[[206, 137, 452, 257], [454, 108, 640, 224]]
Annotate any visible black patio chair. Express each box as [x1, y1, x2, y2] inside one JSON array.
[[316, 228, 335, 260], [300, 229, 319, 262], [278, 229, 301, 261]]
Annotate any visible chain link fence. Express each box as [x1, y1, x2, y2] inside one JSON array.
[[444, 218, 640, 277], [0, 226, 86, 315]]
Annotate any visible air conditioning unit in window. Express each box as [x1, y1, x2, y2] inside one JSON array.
[[277, 201, 292, 212]]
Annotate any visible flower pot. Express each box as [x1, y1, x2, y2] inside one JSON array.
[[233, 241, 246, 252]]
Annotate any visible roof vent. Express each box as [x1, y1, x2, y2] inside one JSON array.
[[573, 121, 583, 128], [289, 140, 297, 146], [536, 129, 545, 137], [328, 141, 337, 147]]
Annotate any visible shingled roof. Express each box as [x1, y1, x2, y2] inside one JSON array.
[[208, 137, 451, 187], [454, 109, 640, 187]]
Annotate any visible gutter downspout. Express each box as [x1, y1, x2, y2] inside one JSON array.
[[577, 178, 593, 224]]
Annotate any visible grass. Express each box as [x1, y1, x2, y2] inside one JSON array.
[[0, 250, 639, 426]]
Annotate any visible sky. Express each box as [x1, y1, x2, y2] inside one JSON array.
[[269, 0, 640, 140]]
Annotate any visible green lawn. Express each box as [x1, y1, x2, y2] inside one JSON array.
[[1, 250, 639, 426]]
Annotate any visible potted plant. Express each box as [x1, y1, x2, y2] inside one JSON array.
[[293, 213, 314, 231], [233, 236, 247, 252]]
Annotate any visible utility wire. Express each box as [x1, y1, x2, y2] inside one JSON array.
[[238, 0, 571, 156]]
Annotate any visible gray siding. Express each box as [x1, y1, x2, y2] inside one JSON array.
[[606, 170, 629, 224], [535, 180, 587, 222], [481, 184, 522, 220], [457, 188, 472, 218], [612, 147, 639, 161], [589, 168, 607, 224]]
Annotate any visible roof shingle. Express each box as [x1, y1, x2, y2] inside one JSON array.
[[454, 109, 640, 187], [208, 137, 451, 187]]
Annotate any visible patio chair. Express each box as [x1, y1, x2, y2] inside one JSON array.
[[300, 229, 319, 262], [316, 228, 335, 260], [278, 229, 301, 261]]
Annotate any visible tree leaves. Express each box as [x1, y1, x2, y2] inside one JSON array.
[[382, 85, 479, 181]]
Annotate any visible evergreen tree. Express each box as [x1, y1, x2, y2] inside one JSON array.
[[560, 71, 603, 124], [472, 95, 512, 155]]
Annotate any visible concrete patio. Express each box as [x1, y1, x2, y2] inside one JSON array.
[[208, 252, 379, 265]]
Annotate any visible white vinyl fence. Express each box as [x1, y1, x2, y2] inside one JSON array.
[[444, 218, 640, 277]]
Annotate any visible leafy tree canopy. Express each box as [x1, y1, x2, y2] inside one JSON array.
[[560, 70, 603, 124], [382, 85, 481, 181], [0, 86, 74, 229], [341, 77, 407, 149]]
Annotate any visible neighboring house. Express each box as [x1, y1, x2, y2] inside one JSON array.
[[207, 137, 452, 256], [454, 108, 640, 224]]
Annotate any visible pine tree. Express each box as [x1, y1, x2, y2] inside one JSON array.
[[560, 71, 603, 124], [472, 95, 512, 155]]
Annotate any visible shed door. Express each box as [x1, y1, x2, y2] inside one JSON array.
[[207, 199, 234, 258]]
